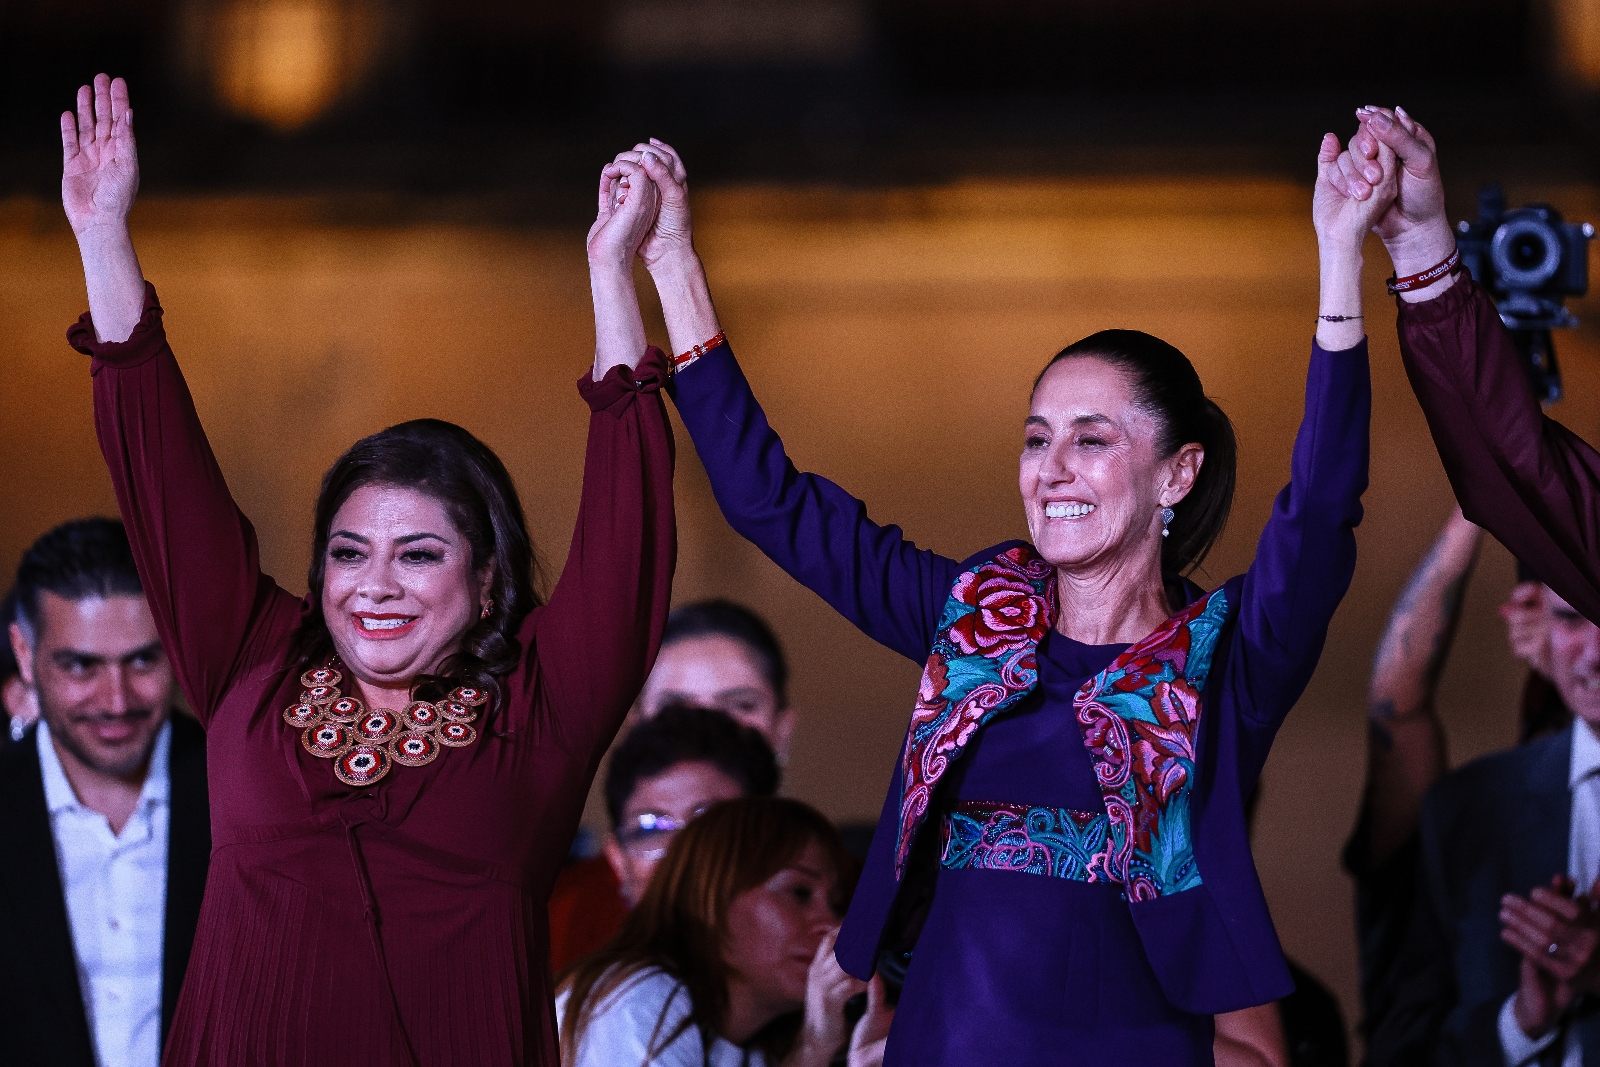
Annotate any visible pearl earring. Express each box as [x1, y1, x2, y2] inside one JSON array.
[[1160, 507, 1175, 538]]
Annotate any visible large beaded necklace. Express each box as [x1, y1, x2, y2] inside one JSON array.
[[283, 661, 487, 787]]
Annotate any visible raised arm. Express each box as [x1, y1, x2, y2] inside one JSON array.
[[1356, 509, 1482, 869], [1349, 107, 1600, 624], [534, 157, 676, 754], [1222, 132, 1387, 748], [65, 76, 297, 723], [628, 142, 958, 663]]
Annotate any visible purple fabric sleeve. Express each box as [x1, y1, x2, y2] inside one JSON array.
[[668, 345, 960, 664], [1222, 336, 1370, 763]]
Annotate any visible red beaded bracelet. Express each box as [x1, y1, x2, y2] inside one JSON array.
[[670, 332, 726, 374], [1387, 246, 1463, 295]]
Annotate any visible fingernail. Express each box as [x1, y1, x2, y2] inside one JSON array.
[[1395, 105, 1408, 119]]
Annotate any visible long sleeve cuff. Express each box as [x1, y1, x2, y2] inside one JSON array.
[[1395, 272, 1482, 327], [1498, 994, 1561, 1067], [68, 281, 167, 371], [578, 346, 669, 414]]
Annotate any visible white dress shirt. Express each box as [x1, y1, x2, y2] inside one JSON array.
[[38, 719, 171, 1067], [1499, 718, 1600, 1066]]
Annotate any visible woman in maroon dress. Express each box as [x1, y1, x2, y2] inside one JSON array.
[[58, 75, 677, 1066]]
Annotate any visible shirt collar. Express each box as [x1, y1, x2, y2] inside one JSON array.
[[1570, 718, 1600, 789], [37, 717, 173, 815]]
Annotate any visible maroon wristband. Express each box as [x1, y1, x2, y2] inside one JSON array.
[[1387, 246, 1462, 295]]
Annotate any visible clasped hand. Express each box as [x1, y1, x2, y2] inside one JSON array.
[[587, 138, 693, 273]]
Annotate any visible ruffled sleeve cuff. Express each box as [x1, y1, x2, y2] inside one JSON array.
[[68, 281, 167, 373], [577, 345, 670, 415]]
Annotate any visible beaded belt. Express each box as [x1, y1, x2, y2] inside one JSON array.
[[940, 800, 1121, 885]]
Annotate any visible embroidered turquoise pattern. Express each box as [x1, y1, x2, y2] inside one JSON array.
[[941, 801, 1112, 882], [1073, 588, 1229, 900]]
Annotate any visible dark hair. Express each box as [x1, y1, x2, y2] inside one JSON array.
[[0, 590, 19, 684], [13, 518, 144, 642], [1035, 330, 1237, 575], [604, 705, 781, 830], [288, 419, 539, 718], [662, 600, 789, 705], [560, 797, 852, 1064]]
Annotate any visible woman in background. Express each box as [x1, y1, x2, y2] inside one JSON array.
[[558, 796, 891, 1067]]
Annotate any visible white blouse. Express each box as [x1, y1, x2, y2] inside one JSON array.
[[556, 967, 765, 1067]]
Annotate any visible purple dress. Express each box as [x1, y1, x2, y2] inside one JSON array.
[[669, 337, 1369, 1065]]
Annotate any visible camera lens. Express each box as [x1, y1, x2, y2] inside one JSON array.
[[1491, 215, 1564, 289]]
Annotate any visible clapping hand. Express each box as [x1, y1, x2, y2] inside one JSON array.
[[1502, 582, 1554, 680], [1501, 875, 1600, 1038], [62, 74, 139, 238]]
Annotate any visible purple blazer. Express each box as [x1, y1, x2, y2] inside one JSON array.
[[669, 337, 1369, 1015]]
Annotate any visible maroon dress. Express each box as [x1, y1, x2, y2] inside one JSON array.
[[71, 285, 677, 1066]]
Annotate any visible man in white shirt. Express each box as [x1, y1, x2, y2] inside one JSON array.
[[1368, 585, 1600, 1066], [0, 518, 209, 1067]]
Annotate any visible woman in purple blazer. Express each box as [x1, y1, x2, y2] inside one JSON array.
[[604, 136, 1386, 1064]]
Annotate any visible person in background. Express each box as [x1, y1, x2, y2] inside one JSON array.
[[0, 518, 210, 1067], [1364, 575, 1600, 1064], [1344, 508, 1572, 1056], [638, 599, 796, 762], [558, 796, 891, 1067], [549, 704, 780, 974], [2, 588, 41, 740]]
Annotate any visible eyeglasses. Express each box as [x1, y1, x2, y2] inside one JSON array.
[[617, 806, 713, 858]]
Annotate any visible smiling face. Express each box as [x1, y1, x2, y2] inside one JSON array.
[[321, 484, 491, 690], [720, 838, 839, 1016], [1021, 356, 1202, 573], [10, 592, 174, 781], [1543, 587, 1600, 727]]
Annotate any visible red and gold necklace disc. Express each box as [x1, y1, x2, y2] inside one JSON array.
[[283, 662, 485, 786]]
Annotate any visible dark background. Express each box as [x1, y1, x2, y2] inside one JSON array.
[[2, 0, 1594, 213]]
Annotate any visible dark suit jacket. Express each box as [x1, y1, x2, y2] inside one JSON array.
[[0, 714, 210, 1067], [1366, 725, 1600, 1066]]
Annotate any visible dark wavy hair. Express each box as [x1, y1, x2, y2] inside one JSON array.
[[288, 419, 539, 718], [1035, 329, 1237, 576]]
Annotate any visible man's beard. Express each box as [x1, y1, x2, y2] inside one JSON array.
[[42, 702, 164, 780]]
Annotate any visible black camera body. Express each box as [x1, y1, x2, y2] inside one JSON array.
[[1457, 186, 1591, 329], [1456, 186, 1594, 403]]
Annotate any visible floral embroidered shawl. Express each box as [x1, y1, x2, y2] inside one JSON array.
[[896, 542, 1229, 898]]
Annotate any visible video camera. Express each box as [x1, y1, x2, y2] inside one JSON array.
[[1456, 186, 1594, 403]]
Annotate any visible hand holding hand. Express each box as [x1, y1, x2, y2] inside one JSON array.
[[847, 975, 894, 1067], [62, 74, 139, 238], [1313, 131, 1398, 254], [1502, 877, 1600, 1036], [795, 928, 868, 1062], [588, 156, 662, 272], [1348, 106, 1457, 280]]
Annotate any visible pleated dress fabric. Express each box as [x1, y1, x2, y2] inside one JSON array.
[[72, 286, 677, 1067]]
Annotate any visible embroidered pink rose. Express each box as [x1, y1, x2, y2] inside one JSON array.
[[948, 567, 1049, 655]]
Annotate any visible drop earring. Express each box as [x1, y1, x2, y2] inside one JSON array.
[[480, 599, 494, 620], [1160, 507, 1174, 538]]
